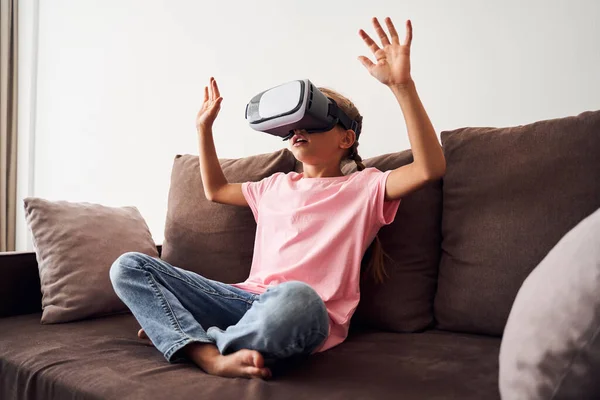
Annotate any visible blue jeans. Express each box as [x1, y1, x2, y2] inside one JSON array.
[[109, 252, 329, 366]]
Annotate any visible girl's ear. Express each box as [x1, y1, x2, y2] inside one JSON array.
[[340, 131, 356, 151], [345, 130, 357, 146]]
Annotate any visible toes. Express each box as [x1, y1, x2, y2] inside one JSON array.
[[240, 350, 264, 368], [252, 351, 265, 368], [245, 366, 271, 379], [137, 329, 153, 347], [244, 367, 261, 378], [261, 367, 272, 379]]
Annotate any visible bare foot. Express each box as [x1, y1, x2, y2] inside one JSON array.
[[138, 328, 153, 345], [184, 342, 272, 380], [139, 329, 272, 379]]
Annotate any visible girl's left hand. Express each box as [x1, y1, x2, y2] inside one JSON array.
[[358, 17, 413, 88]]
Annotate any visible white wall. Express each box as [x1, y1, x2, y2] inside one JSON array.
[[16, 0, 600, 251]]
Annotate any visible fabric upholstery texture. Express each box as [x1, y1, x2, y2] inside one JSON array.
[[0, 312, 500, 400], [3, 108, 597, 398], [23, 197, 158, 323], [435, 110, 600, 335]]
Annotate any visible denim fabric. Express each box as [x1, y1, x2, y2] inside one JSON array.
[[109, 252, 329, 365]]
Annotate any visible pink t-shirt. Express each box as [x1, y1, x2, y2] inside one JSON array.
[[230, 167, 401, 353]]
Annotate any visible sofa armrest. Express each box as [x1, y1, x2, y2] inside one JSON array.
[[0, 245, 162, 319], [0, 251, 42, 318]]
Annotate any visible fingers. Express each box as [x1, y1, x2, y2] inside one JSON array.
[[384, 17, 400, 44], [212, 77, 221, 99], [403, 19, 413, 47], [206, 77, 220, 102], [357, 55, 375, 71], [360, 17, 412, 48], [372, 17, 391, 46], [203, 77, 223, 109], [358, 28, 381, 55]]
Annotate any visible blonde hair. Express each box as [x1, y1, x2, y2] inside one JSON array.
[[317, 87, 393, 284]]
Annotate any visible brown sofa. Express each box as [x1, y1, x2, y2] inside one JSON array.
[[1, 110, 598, 399]]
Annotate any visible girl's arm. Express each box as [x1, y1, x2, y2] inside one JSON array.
[[389, 80, 446, 180], [197, 77, 248, 207], [358, 17, 446, 201]]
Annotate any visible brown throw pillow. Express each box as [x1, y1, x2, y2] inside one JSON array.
[[23, 197, 159, 324], [160, 148, 296, 284], [294, 150, 442, 333], [500, 207, 600, 400], [435, 110, 600, 336]]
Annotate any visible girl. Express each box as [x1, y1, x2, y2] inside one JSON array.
[[109, 17, 445, 380]]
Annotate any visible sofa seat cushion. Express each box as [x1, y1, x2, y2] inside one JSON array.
[[0, 312, 500, 400]]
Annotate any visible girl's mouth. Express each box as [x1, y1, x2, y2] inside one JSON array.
[[293, 138, 308, 147]]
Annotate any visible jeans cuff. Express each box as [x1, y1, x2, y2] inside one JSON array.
[[164, 337, 215, 363]]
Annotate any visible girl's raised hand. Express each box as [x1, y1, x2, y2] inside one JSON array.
[[196, 77, 223, 131], [358, 17, 413, 88]]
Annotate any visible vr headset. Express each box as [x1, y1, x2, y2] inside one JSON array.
[[245, 79, 361, 142]]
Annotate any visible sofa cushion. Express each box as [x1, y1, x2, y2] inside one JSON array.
[[23, 197, 158, 323], [160, 148, 296, 284], [295, 150, 442, 334], [0, 312, 500, 399], [499, 207, 600, 400], [435, 110, 600, 335]]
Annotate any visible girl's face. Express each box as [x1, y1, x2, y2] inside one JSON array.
[[288, 126, 355, 165]]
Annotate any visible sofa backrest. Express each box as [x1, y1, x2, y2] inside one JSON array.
[[161, 146, 442, 334], [434, 110, 600, 336], [6, 109, 597, 338]]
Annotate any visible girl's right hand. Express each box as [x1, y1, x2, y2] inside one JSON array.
[[196, 77, 223, 132]]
